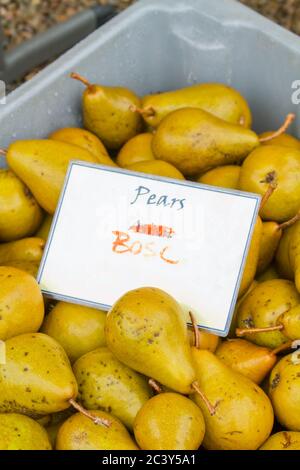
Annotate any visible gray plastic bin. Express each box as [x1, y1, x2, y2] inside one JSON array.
[[1, 0, 300, 166]]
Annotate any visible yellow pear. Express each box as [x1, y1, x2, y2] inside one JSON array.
[[134, 393, 205, 450], [127, 159, 184, 180], [117, 133, 155, 167], [6, 139, 99, 214], [71, 72, 142, 149], [152, 108, 259, 176], [0, 413, 51, 450], [0, 237, 44, 264], [56, 411, 138, 450], [238, 216, 262, 297], [276, 220, 300, 292], [229, 281, 258, 337], [1, 259, 40, 277], [191, 349, 274, 450], [42, 302, 107, 363], [0, 266, 44, 340], [198, 165, 241, 189], [257, 221, 282, 274], [49, 127, 116, 166], [0, 169, 43, 242], [0, 333, 78, 416], [260, 431, 300, 450], [268, 353, 300, 430], [139, 83, 252, 128], [239, 145, 300, 222], [236, 279, 298, 348], [216, 339, 277, 384], [105, 287, 196, 394], [73, 347, 152, 430]]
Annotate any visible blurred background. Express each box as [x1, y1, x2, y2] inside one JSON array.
[[1, 0, 300, 89]]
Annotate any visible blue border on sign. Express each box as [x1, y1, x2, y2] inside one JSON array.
[[37, 160, 261, 337]]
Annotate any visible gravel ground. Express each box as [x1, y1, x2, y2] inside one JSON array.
[[1, 0, 300, 88]]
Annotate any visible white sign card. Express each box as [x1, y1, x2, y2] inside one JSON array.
[[38, 161, 260, 336]]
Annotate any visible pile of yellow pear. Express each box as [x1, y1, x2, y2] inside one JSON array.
[[1, 74, 300, 450]]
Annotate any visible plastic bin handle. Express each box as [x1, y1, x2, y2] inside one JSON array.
[[0, 5, 116, 83]]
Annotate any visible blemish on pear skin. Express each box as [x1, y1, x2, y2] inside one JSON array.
[[271, 373, 280, 389]]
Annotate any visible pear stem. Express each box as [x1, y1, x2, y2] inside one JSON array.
[[259, 113, 296, 143], [70, 72, 92, 88], [259, 177, 278, 213], [129, 105, 156, 117], [191, 381, 216, 416], [277, 211, 300, 231], [0, 148, 7, 156], [189, 311, 200, 349], [148, 378, 163, 394], [271, 341, 293, 356], [69, 399, 111, 427], [236, 324, 284, 337]]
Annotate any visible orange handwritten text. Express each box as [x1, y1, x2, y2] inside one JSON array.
[[112, 231, 179, 265]]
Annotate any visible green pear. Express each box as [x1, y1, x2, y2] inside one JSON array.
[[73, 347, 152, 430], [191, 349, 274, 450], [56, 411, 138, 450], [71, 72, 142, 149], [42, 302, 107, 363], [134, 392, 205, 450], [152, 108, 259, 176], [0, 413, 52, 450], [0, 169, 43, 242], [140, 83, 252, 128], [239, 145, 300, 222], [6, 139, 99, 214], [105, 287, 196, 394], [0, 266, 44, 341], [0, 333, 78, 417]]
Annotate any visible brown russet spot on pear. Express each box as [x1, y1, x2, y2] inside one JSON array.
[[136, 82, 252, 128], [133, 392, 205, 450], [71, 72, 142, 150], [56, 411, 138, 450], [73, 347, 152, 430], [0, 266, 44, 341], [0, 413, 52, 450], [0, 169, 43, 242], [6, 139, 99, 214]]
